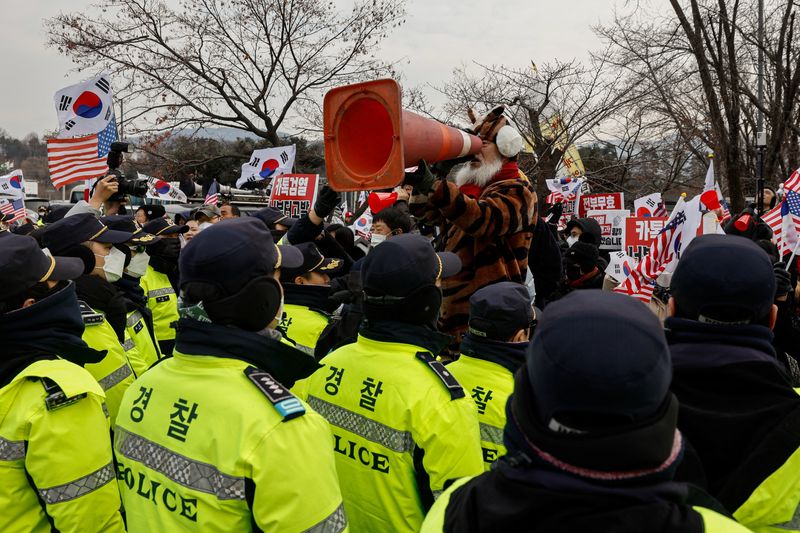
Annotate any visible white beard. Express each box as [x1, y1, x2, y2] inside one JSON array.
[[454, 158, 504, 188]]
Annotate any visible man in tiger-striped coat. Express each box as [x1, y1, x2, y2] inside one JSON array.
[[407, 107, 537, 351]]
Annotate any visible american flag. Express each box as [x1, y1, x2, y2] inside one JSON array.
[[204, 179, 220, 205], [0, 198, 25, 223], [763, 168, 800, 256], [47, 118, 117, 189], [614, 197, 693, 302]]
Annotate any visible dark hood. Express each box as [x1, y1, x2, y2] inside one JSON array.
[[0, 282, 106, 387]]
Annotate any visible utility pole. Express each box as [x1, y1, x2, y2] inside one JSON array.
[[756, 0, 766, 216]]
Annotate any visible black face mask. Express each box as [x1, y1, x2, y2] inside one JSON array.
[[150, 238, 181, 260]]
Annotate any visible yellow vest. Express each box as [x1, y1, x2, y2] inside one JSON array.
[[114, 351, 347, 532], [79, 301, 135, 424], [300, 334, 483, 533], [0, 359, 125, 533], [123, 309, 161, 376], [280, 304, 329, 351], [140, 266, 178, 345], [446, 355, 515, 470]]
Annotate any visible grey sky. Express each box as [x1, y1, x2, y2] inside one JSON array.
[[0, 0, 617, 139]]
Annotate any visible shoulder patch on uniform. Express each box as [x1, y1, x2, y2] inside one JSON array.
[[416, 352, 466, 400], [77, 300, 104, 326], [40, 377, 87, 411], [244, 366, 305, 421]]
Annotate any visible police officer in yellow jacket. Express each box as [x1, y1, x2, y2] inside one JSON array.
[[301, 233, 483, 532], [0, 233, 125, 533], [42, 213, 139, 423], [141, 217, 187, 355], [102, 215, 163, 374], [421, 290, 750, 533], [279, 242, 344, 352], [114, 217, 347, 532], [446, 282, 536, 470]]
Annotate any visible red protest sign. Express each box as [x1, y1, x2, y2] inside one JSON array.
[[269, 174, 319, 218], [578, 193, 624, 217], [624, 217, 667, 261]]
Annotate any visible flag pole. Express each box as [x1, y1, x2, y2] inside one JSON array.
[[786, 240, 800, 272]]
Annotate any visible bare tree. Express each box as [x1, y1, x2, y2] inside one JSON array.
[[437, 51, 633, 200], [47, 0, 406, 145], [598, 0, 800, 212]]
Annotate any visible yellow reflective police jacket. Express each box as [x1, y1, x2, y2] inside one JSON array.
[[114, 350, 347, 532], [301, 333, 484, 533], [123, 309, 161, 376], [0, 359, 125, 533], [732, 445, 800, 532], [79, 300, 135, 424], [420, 477, 753, 533], [446, 354, 515, 470], [139, 265, 178, 351], [280, 303, 329, 351]]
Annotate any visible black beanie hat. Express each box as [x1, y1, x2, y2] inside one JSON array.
[[508, 290, 680, 476]]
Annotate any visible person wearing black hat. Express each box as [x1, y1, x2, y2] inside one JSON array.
[[277, 242, 344, 355], [446, 282, 537, 470], [421, 290, 749, 533], [251, 206, 298, 242], [42, 213, 138, 423], [113, 217, 347, 532], [101, 215, 163, 375], [0, 233, 126, 533], [134, 204, 166, 225], [667, 234, 800, 531], [564, 217, 602, 249], [140, 217, 189, 355], [301, 233, 483, 533]]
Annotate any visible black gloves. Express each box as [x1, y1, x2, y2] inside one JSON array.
[[775, 262, 793, 299], [314, 186, 341, 219], [403, 160, 438, 195]]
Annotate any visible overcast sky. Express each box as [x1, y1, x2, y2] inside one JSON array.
[[0, 0, 622, 139]]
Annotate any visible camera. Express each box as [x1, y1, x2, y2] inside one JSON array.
[[106, 141, 148, 199]]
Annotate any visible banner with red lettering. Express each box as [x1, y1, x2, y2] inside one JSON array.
[[578, 193, 624, 217], [268, 174, 319, 218], [586, 209, 630, 250], [624, 217, 668, 261]]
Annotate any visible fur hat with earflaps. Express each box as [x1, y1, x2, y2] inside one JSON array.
[[467, 106, 524, 158]]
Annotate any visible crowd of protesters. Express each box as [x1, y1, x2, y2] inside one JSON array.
[[2, 105, 800, 533]]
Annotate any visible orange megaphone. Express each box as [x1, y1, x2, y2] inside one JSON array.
[[323, 79, 483, 191]]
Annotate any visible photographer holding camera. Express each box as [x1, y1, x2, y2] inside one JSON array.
[[65, 142, 148, 218]]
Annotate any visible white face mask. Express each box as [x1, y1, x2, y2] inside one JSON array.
[[199, 222, 213, 231], [370, 233, 387, 247], [97, 246, 126, 283], [126, 251, 150, 278], [566, 235, 578, 247]]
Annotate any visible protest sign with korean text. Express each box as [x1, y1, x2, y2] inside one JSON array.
[[624, 217, 668, 261], [578, 193, 624, 217], [268, 174, 319, 218], [587, 209, 630, 250]]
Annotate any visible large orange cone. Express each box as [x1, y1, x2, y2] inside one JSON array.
[[323, 79, 483, 191]]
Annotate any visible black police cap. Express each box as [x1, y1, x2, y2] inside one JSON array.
[[0, 232, 84, 300], [42, 213, 135, 255]]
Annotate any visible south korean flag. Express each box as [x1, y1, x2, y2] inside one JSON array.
[[54, 72, 115, 138]]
